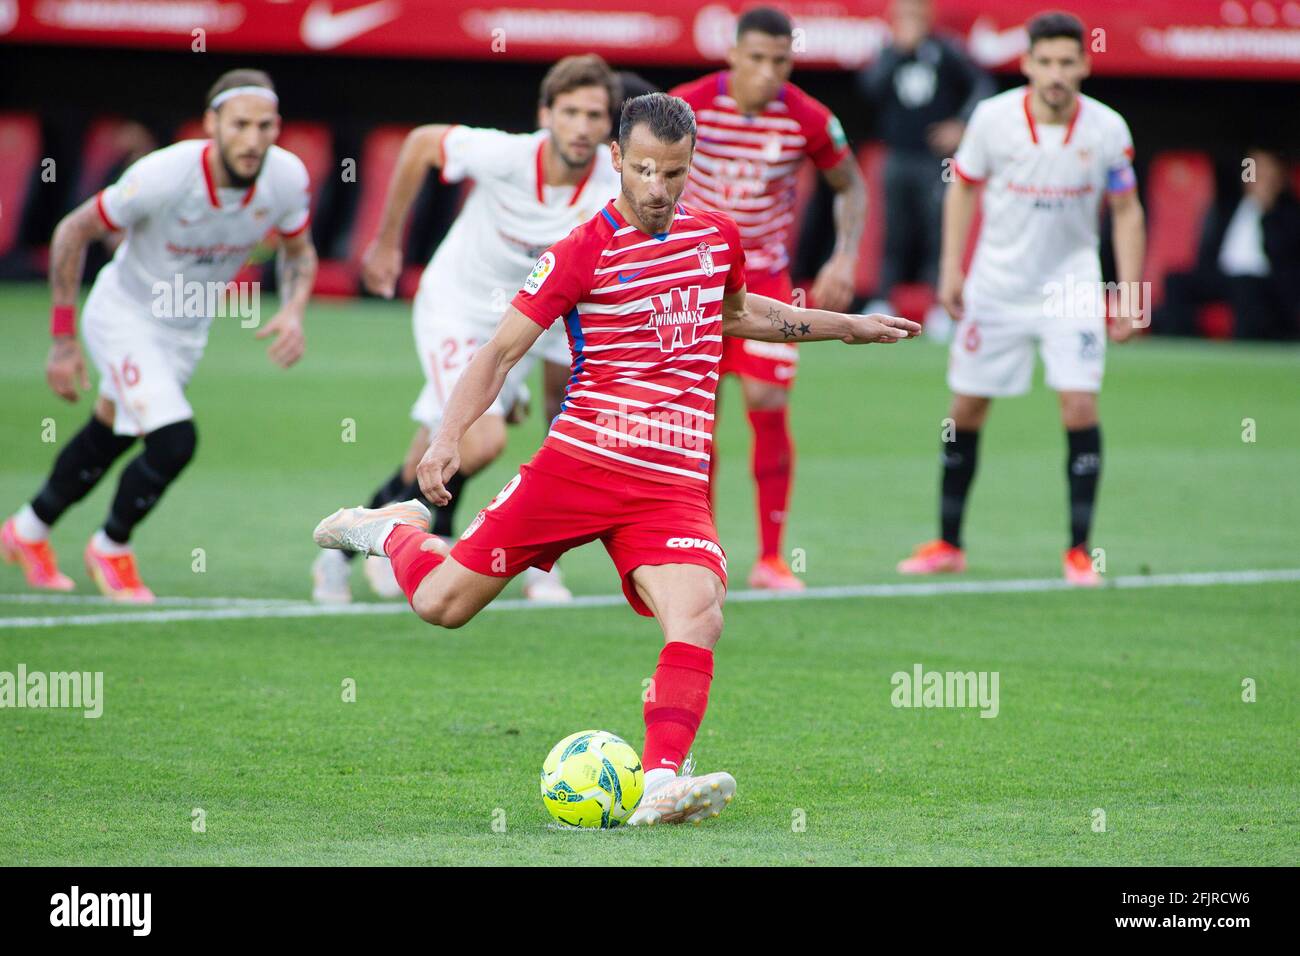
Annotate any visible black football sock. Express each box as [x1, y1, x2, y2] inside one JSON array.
[[1066, 425, 1102, 549], [939, 429, 980, 548], [31, 415, 136, 527], [430, 470, 467, 538], [367, 466, 408, 509], [103, 420, 197, 545]]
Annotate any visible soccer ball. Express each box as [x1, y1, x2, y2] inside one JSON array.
[[540, 730, 644, 828]]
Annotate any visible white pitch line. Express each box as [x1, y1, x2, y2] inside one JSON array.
[[0, 567, 1296, 631], [0, 593, 305, 607]]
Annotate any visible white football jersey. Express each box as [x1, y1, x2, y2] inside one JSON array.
[[95, 139, 311, 328], [953, 87, 1136, 320], [420, 127, 621, 328]]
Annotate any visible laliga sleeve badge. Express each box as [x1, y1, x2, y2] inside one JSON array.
[[523, 251, 555, 295]]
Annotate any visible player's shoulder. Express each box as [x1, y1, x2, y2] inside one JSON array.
[[670, 72, 723, 107], [133, 138, 206, 175], [552, 203, 616, 258], [779, 80, 835, 124], [264, 144, 310, 187], [1078, 93, 1131, 134], [679, 202, 739, 242], [108, 139, 203, 199], [971, 86, 1025, 124]]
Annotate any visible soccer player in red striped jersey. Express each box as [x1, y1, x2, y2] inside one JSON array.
[[671, 7, 867, 592], [312, 94, 917, 825]]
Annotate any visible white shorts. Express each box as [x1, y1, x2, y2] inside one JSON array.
[[83, 277, 206, 436], [409, 283, 571, 429], [947, 311, 1105, 398]]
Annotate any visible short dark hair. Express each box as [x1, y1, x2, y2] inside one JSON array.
[[1026, 11, 1085, 48], [618, 93, 697, 152], [736, 5, 793, 40], [539, 54, 622, 116], [206, 69, 275, 109]]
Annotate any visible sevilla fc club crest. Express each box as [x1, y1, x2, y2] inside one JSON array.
[[647, 285, 706, 351], [696, 242, 715, 278]]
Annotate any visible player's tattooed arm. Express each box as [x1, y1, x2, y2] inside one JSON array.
[[257, 231, 318, 368], [275, 230, 318, 315], [44, 197, 110, 400], [49, 197, 111, 312], [721, 289, 920, 345], [363, 124, 453, 297], [812, 155, 867, 312]]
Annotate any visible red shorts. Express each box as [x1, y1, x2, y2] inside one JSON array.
[[450, 444, 728, 617], [720, 269, 799, 388]]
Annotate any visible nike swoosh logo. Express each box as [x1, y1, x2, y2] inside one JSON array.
[[301, 0, 400, 51], [966, 15, 1028, 66], [617, 269, 646, 282]]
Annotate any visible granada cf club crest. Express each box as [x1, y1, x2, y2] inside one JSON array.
[[696, 242, 715, 278], [647, 285, 705, 351]]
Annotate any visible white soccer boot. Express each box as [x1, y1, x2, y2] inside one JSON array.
[[313, 499, 431, 556], [629, 761, 737, 826], [522, 565, 573, 603], [311, 549, 353, 604], [363, 554, 405, 599]]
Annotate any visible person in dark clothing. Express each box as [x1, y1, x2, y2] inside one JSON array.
[[857, 0, 993, 330], [1154, 148, 1300, 341]]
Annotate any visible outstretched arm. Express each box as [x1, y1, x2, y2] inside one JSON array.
[[256, 228, 318, 368], [721, 288, 920, 344], [416, 307, 544, 504], [46, 197, 112, 401], [362, 123, 454, 297]]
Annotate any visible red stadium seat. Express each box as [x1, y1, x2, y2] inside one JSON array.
[[853, 142, 886, 298], [173, 118, 206, 143], [276, 122, 333, 220], [315, 124, 413, 297], [0, 113, 43, 260], [1144, 150, 1214, 308], [76, 117, 156, 199]]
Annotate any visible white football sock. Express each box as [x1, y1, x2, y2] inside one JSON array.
[[644, 768, 676, 794], [92, 530, 131, 556], [13, 505, 50, 542]]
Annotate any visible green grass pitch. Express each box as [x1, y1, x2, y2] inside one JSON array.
[[1, 282, 1296, 865]]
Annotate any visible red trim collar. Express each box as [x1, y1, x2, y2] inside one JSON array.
[[201, 140, 257, 209], [536, 135, 597, 207], [1024, 90, 1083, 146], [534, 137, 546, 204], [1022, 90, 1038, 145]]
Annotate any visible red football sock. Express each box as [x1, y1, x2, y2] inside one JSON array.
[[642, 642, 714, 774], [383, 524, 445, 604], [748, 407, 793, 559]]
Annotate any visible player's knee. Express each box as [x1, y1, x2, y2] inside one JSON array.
[[143, 419, 197, 479], [686, 599, 724, 648], [949, 395, 990, 430], [412, 588, 472, 629], [1059, 392, 1098, 429]]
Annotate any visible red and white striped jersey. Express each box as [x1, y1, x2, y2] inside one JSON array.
[[510, 199, 746, 489], [671, 71, 849, 277]]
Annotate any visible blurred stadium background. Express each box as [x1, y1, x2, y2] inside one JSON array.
[[3, 0, 1300, 332], [1, 2, 1297, 867]]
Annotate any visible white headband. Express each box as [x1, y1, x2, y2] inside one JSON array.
[[209, 86, 279, 111]]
